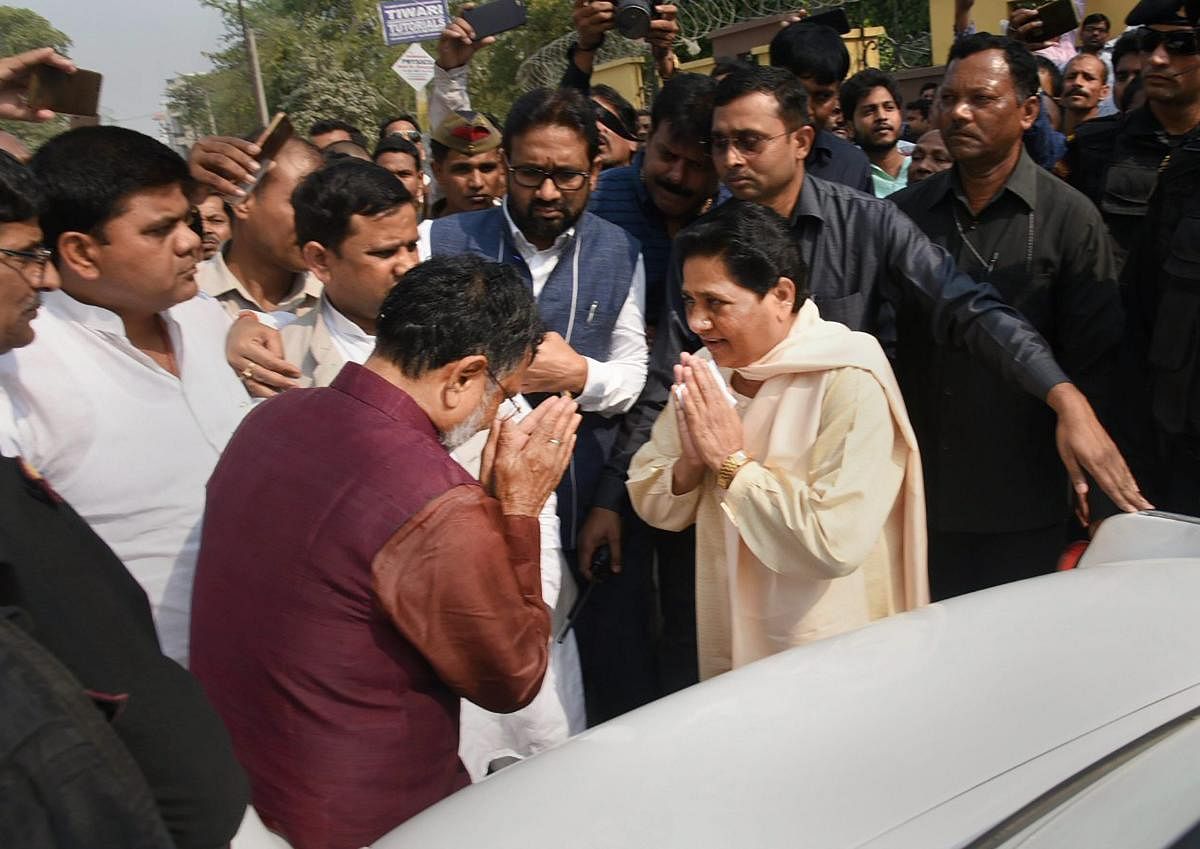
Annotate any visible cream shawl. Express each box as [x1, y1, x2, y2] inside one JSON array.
[[628, 300, 929, 679]]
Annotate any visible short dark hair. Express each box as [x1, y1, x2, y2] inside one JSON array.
[[292, 159, 412, 253], [375, 253, 544, 379], [711, 56, 757, 79], [591, 83, 639, 137], [378, 113, 422, 140], [769, 23, 850, 85], [675, 200, 808, 310], [502, 87, 600, 162], [905, 99, 932, 119], [374, 136, 423, 164], [714, 66, 811, 128], [1082, 12, 1110, 29], [839, 68, 903, 120], [1034, 54, 1063, 97], [31, 126, 190, 255], [308, 119, 369, 150], [0, 151, 42, 224], [1065, 51, 1109, 83], [1112, 29, 1141, 70], [650, 72, 717, 146], [920, 80, 939, 94], [948, 33, 1041, 101]]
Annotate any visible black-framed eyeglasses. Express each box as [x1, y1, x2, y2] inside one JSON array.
[[1137, 27, 1200, 56], [485, 364, 519, 421], [506, 161, 591, 191], [389, 129, 423, 143], [0, 247, 52, 284], [708, 130, 794, 157]]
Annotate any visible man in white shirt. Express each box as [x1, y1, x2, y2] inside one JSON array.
[[0, 126, 252, 664]]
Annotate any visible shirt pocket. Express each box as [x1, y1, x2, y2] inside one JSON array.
[[1100, 160, 1159, 218], [813, 291, 865, 329]]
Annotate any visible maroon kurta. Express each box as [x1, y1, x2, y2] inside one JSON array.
[[190, 363, 549, 849]]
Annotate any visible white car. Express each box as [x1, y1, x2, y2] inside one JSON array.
[[375, 511, 1200, 849]]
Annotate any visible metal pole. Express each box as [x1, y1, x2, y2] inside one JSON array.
[[237, 0, 270, 126], [202, 87, 218, 136]]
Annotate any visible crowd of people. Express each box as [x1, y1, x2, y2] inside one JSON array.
[[0, 0, 1197, 845]]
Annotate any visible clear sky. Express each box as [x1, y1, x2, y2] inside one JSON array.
[[19, 0, 229, 138]]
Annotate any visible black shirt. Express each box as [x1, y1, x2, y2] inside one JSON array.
[[891, 151, 1123, 532], [806, 129, 872, 194], [0, 455, 249, 849]]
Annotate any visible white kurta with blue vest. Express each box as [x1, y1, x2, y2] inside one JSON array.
[[422, 203, 647, 548]]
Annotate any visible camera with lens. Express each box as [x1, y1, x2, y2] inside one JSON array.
[[614, 0, 657, 39]]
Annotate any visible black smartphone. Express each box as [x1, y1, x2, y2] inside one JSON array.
[[255, 112, 294, 163], [806, 7, 852, 35], [231, 113, 293, 202], [462, 0, 527, 41], [27, 66, 102, 117], [1033, 0, 1081, 40], [590, 544, 613, 582]]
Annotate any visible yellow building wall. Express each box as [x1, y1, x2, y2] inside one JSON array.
[[591, 56, 647, 109], [929, 0, 1136, 69], [676, 26, 888, 84]]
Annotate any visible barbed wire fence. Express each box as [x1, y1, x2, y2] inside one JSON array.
[[514, 0, 932, 94]]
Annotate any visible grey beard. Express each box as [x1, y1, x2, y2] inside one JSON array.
[[438, 387, 497, 451]]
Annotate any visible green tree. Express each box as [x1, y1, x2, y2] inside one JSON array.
[[0, 6, 73, 150]]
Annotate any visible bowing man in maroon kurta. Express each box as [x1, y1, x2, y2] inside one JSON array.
[[190, 254, 578, 849]]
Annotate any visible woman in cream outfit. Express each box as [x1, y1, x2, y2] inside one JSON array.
[[628, 201, 929, 681]]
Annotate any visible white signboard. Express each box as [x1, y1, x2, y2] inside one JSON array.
[[392, 43, 436, 91], [379, 0, 449, 46]]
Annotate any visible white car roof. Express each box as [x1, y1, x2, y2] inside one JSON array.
[[379, 515, 1200, 849]]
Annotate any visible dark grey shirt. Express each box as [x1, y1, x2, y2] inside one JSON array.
[[593, 174, 1072, 512], [891, 151, 1123, 532]]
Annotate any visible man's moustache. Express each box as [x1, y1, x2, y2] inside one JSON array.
[[653, 177, 694, 198]]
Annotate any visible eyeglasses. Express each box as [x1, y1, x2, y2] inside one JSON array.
[[506, 162, 591, 191], [485, 364, 519, 421], [389, 130, 423, 143], [708, 130, 794, 157], [1137, 27, 1200, 55], [0, 247, 52, 285]]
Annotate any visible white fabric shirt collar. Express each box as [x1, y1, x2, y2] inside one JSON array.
[[501, 200, 576, 299], [0, 288, 251, 665], [321, 296, 375, 365]]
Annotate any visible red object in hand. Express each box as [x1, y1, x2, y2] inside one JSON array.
[[1057, 540, 1089, 571]]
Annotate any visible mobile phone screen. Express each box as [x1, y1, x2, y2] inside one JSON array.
[[27, 67, 102, 117], [461, 0, 527, 41]]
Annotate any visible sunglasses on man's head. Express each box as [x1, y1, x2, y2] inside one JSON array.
[[1137, 27, 1200, 56]]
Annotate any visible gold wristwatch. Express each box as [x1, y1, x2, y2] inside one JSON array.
[[716, 449, 751, 490]]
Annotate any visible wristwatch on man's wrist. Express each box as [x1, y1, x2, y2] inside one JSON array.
[[716, 449, 751, 490]]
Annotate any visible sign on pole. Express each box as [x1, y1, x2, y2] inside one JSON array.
[[391, 43, 437, 91], [378, 0, 449, 46]]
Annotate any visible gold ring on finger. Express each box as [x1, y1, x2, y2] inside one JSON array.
[[241, 367, 253, 380]]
